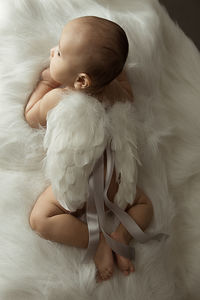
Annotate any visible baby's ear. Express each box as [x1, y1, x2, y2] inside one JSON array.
[[74, 73, 91, 90]]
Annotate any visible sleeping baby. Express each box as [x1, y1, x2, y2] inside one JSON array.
[[25, 16, 154, 283]]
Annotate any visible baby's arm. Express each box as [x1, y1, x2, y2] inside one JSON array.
[[25, 88, 65, 129], [24, 68, 64, 128], [25, 67, 61, 114]]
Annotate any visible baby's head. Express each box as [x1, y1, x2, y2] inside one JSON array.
[[49, 16, 129, 94]]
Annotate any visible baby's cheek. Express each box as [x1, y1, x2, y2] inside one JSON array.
[[49, 61, 55, 76], [50, 62, 60, 82]]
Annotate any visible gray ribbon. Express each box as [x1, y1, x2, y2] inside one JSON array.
[[82, 139, 170, 264]]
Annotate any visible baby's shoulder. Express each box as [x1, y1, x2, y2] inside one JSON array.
[[39, 88, 69, 123], [48, 87, 68, 98], [44, 87, 70, 105]]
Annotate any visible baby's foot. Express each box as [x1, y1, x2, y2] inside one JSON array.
[[110, 231, 135, 276], [93, 232, 114, 282]]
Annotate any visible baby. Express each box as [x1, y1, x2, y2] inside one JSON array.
[[25, 16, 154, 283]]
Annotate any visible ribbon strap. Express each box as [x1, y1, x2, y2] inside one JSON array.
[[81, 139, 169, 264]]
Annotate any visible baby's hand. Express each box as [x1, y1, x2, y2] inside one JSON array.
[[40, 67, 61, 88]]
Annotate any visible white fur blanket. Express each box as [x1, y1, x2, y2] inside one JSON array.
[[0, 0, 199, 299]]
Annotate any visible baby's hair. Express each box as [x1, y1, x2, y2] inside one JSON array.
[[78, 16, 129, 92]]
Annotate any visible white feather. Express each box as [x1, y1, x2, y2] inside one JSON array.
[[43, 91, 109, 212], [108, 101, 142, 209], [43, 90, 141, 212]]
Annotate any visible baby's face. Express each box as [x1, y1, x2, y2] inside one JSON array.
[[49, 19, 92, 87]]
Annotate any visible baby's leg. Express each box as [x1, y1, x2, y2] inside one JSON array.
[[110, 186, 154, 275], [29, 185, 88, 248]]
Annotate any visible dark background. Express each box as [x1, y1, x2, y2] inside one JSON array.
[[159, 0, 200, 50]]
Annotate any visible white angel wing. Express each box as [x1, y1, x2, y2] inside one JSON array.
[[108, 101, 142, 210], [42, 90, 109, 212]]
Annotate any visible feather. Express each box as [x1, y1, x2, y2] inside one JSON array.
[[43, 90, 141, 212], [108, 101, 142, 209], [43, 91, 108, 212]]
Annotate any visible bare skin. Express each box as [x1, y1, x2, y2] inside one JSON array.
[[25, 16, 153, 282], [24, 17, 134, 128], [29, 149, 153, 283], [93, 154, 153, 282]]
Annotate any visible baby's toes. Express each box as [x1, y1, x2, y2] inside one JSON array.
[[116, 254, 135, 276], [96, 272, 103, 283], [106, 269, 113, 278], [123, 263, 134, 275], [118, 263, 129, 276], [101, 268, 113, 280], [123, 268, 130, 276], [126, 263, 135, 275], [130, 264, 135, 272], [125, 262, 135, 275]]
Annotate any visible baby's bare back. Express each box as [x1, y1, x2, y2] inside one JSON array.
[[60, 70, 134, 107], [94, 78, 133, 106]]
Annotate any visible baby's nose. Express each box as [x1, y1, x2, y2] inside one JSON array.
[[50, 46, 57, 58], [50, 49, 54, 57], [50, 48, 55, 58]]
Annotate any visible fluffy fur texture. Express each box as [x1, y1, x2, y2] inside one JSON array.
[[0, 0, 199, 299], [43, 90, 141, 212]]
